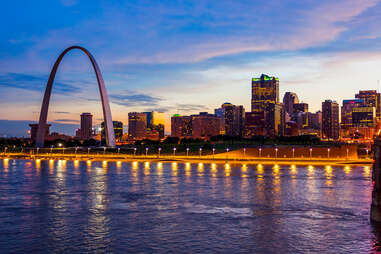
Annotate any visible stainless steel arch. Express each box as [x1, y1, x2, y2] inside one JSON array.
[[35, 46, 116, 147]]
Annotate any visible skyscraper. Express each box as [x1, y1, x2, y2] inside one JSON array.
[[355, 90, 381, 121], [128, 112, 147, 140], [101, 121, 123, 142], [251, 74, 281, 137], [341, 99, 364, 130], [251, 74, 279, 112], [191, 112, 225, 139], [293, 103, 308, 113], [322, 100, 340, 140], [171, 114, 192, 138], [78, 113, 93, 140], [283, 92, 299, 115], [144, 111, 165, 139], [214, 103, 245, 137]]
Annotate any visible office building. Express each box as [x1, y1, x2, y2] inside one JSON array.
[[101, 121, 123, 142], [171, 114, 192, 138], [283, 92, 299, 115], [144, 111, 165, 139], [293, 103, 308, 113], [191, 112, 225, 139], [77, 112, 93, 140], [355, 90, 381, 121], [322, 100, 340, 140], [128, 112, 147, 140], [214, 103, 245, 137]]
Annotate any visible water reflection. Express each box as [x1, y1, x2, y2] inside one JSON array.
[[0, 160, 375, 253]]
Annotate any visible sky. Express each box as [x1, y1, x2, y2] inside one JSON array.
[[1, 0, 381, 136]]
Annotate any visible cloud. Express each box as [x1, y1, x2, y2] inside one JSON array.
[[175, 103, 209, 113], [53, 119, 80, 123], [54, 111, 71, 114], [108, 91, 163, 107], [0, 73, 80, 94]]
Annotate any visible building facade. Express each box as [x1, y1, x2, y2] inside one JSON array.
[[283, 92, 299, 115], [171, 115, 192, 138], [128, 112, 147, 140], [214, 103, 245, 137], [322, 100, 340, 140], [77, 112, 93, 140]]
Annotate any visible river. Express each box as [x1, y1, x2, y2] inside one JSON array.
[[0, 159, 378, 253]]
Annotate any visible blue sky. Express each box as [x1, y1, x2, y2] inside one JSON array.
[[1, 0, 381, 136]]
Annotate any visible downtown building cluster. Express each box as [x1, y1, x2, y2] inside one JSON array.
[[171, 74, 380, 143], [29, 74, 381, 144]]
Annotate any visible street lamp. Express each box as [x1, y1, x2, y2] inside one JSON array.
[[327, 148, 330, 159], [346, 148, 349, 160], [275, 147, 278, 158], [212, 148, 215, 158], [243, 147, 246, 158], [186, 147, 189, 157], [36, 147, 39, 155], [173, 147, 176, 156], [226, 147, 229, 160], [75, 147, 78, 155], [118, 147, 120, 154], [133, 147, 137, 157], [259, 147, 262, 158], [309, 147, 312, 159], [103, 147, 106, 155], [366, 148, 369, 158], [4, 147, 7, 155], [146, 147, 149, 157], [88, 147, 90, 156], [199, 147, 202, 157], [50, 145, 53, 154], [292, 147, 295, 158], [158, 147, 161, 157]]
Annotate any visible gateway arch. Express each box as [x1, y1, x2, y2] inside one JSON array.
[[35, 46, 116, 147]]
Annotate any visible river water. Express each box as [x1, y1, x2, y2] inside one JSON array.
[[0, 159, 379, 253]]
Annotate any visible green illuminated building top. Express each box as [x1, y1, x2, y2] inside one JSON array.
[[172, 114, 182, 117], [252, 74, 279, 82]]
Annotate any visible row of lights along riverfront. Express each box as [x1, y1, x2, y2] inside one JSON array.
[[1, 144, 370, 161]]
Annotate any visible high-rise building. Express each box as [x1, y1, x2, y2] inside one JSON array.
[[78, 113, 93, 140], [171, 114, 192, 138], [283, 92, 299, 115], [341, 99, 364, 130], [144, 111, 165, 139], [101, 121, 123, 141], [352, 107, 376, 127], [244, 112, 266, 137], [293, 103, 308, 113], [29, 124, 51, 141], [307, 111, 322, 131], [251, 74, 279, 112], [251, 74, 281, 137], [214, 103, 245, 137], [322, 100, 340, 140], [128, 112, 147, 140], [191, 112, 225, 139], [355, 90, 381, 121]]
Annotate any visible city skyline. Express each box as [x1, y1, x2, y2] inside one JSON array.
[[3, 1, 381, 136]]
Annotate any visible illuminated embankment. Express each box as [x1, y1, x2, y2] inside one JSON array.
[[0, 152, 372, 166]]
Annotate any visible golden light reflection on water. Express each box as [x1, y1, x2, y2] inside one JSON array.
[[157, 162, 163, 176], [172, 162, 178, 176], [49, 159, 54, 172], [74, 160, 79, 169], [308, 165, 314, 175], [344, 166, 351, 175], [185, 162, 191, 177], [272, 164, 279, 176], [35, 159, 41, 170], [3, 159, 9, 172], [144, 162, 150, 176], [290, 165, 297, 175], [132, 162, 138, 179], [364, 166, 371, 177], [225, 164, 231, 177], [197, 163, 204, 176], [257, 164, 264, 176]]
